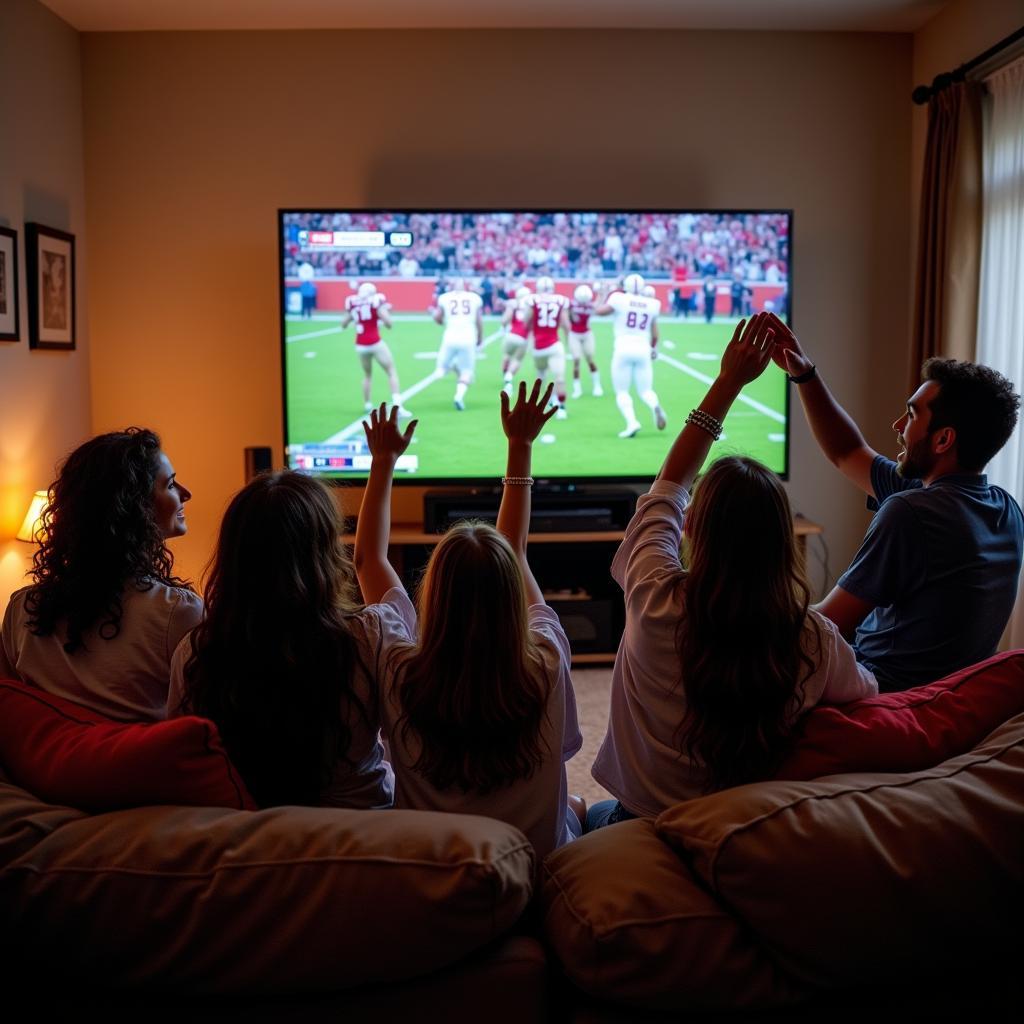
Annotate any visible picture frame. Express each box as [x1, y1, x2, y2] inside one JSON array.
[[26, 222, 75, 351], [0, 225, 19, 342]]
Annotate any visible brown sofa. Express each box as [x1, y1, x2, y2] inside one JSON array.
[[0, 773, 544, 1020], [2, 713, 1022, 1018], [542, 710, 1024, 1016]]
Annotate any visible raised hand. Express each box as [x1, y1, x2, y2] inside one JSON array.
[[719, 312, 777, 388], [362, 403, 417, 462], [500, 379, 557, 446], [764, 312, 812, 377]]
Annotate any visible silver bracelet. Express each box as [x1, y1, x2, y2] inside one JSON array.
[[686, 408, 724, 441], [502, 475, 534, 487]]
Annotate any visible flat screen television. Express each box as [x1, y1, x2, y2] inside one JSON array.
[[279, 209, 791, 485]]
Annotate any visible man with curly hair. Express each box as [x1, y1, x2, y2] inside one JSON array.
[[767, 313, 1023, 691]]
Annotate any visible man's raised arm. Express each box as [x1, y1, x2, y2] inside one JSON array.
[[766, 313, 880, 498]]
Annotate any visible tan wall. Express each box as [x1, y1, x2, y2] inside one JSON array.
[[82, 29, 913, 594], [909, 0, 1023, 313], [0, 0, 91, 615]]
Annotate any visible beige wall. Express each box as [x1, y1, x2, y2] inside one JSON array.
[[909, 0, 1023, 303], [81, 28, 913, 594], [0, 0, 91, 614]]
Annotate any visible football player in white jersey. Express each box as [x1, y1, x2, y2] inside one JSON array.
[[501, 285, 532, 394], [431, 277, 484, 410], [593, 273, 667, 438], [340, 282, 411, 417]]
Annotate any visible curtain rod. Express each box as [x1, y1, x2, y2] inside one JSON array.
[[912, 24, 1024, 104]]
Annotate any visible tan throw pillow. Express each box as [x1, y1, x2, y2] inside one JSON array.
[[541, 817, 804, 1010], [0, 783, 535, 993], [656, 712, 1024, 991]]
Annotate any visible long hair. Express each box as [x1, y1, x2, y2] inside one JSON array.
[[179, 471, 367, 807], [26, 427, 187, 653], [676, 456, 820, 790], [392, 522, 550, 795]]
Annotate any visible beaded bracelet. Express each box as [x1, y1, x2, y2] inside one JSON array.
[[787, 364, 817, 385], [686, 408, 724, 441], [502, 476, 535, 487]]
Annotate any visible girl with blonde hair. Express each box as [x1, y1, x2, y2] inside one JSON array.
[[356, 385, 583, 861]]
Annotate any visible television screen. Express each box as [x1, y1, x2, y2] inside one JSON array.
[[279, 210, 791, 484]]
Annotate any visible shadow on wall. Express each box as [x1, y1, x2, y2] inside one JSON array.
[[365, 154, 712, 209], [23, 187, 72, 236]]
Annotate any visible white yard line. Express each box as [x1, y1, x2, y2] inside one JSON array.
[[658, 354, 785, 423], [322, 328, 506, 444], [286, 326, 343, 343], [288, 313, 500, 340]]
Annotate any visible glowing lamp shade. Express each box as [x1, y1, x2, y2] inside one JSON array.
[[17, 491, 49, 543]]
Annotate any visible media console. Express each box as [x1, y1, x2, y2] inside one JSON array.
[[342, 514, 823, 665], [423, 489, 637, 534]]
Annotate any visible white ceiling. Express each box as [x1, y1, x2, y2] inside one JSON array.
[[39, 0, 949, 34]]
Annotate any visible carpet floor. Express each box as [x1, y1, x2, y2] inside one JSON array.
[[566, 667, 615, 809]]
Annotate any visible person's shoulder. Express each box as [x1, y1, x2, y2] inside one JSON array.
[[528, 604, 570, 661], [988, 482, 1024, 517], [127, 579, 202, 614], [2, 586, 33, 625], [5, 585, 33, 609], [359, 587, 417, 643]]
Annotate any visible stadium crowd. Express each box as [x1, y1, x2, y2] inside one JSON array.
[[283, 211, 789, 285]]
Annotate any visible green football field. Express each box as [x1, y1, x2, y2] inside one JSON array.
[[284, 315, 788, 480]]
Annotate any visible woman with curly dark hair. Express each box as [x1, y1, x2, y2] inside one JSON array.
[[0, 428, 200, 721], [168, 471, 396, 810]]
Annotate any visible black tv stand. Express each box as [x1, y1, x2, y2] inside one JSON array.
[[423, 488, 637, 534]]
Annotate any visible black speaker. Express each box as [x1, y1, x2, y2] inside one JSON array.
[[244, 446, 273, 482], [423, 489, 637, 534]]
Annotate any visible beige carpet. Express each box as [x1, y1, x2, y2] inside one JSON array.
[[567, 667, 615, 808]]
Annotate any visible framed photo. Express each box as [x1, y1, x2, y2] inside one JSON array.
[[0, 226, 18, 342], [26, 222, 75, 350]]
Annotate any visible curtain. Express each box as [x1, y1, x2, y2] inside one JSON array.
[[910, 81, 985, 389], [977, 58, 1024, 650]]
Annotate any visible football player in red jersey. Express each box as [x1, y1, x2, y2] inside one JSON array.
[[568, 284, 603, 399], [501, 285, 532, 395], [523, 277, 570, 419], [340, 282, 411, 417]]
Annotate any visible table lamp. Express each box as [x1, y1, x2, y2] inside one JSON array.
[[16, 491, 49, 543]]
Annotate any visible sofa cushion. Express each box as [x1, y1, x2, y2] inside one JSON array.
[[541, 817, 804, 1010], [0, 678, 255, 812], [0, 777, 536, 992], [776, 649, 1024, 780], [656, 712, 1024, 991]]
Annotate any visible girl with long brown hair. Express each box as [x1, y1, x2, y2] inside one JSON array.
[[169, 471, 397, 809], [355, 386, 583, 861], [589, 313, 878, 829]]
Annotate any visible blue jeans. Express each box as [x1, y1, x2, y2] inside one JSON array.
[[585, 799, 637, 833]]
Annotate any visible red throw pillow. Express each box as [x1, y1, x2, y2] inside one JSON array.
[[0, 679, 256, 812], [776, 650, 1024, 780]]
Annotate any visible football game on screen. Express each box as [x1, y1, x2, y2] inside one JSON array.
[[280, 210, 790, 481]]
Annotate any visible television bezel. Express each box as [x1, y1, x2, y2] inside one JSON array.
[[278, 207, 793, 488]]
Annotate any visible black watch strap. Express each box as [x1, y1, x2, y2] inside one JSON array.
[[788, 364, 817, 385]]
